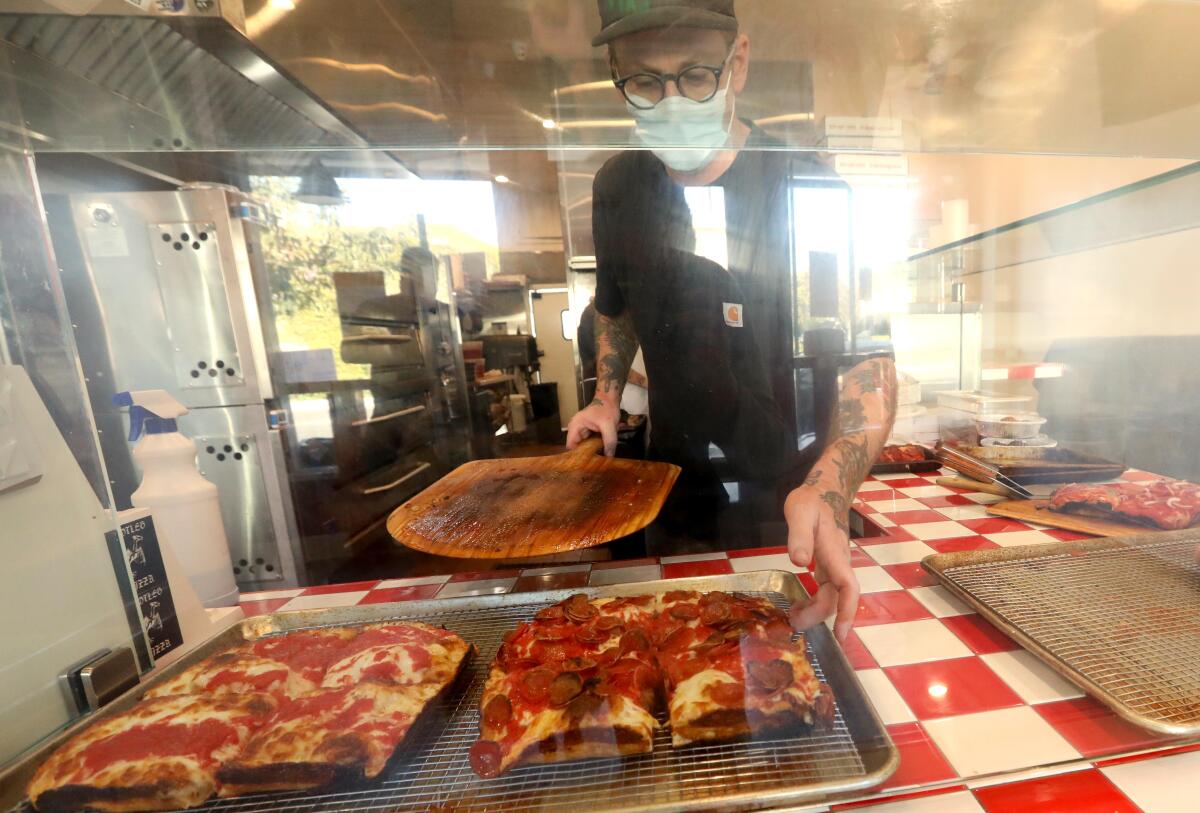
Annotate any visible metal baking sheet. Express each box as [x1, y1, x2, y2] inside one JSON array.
[[924, 529, 1200, 735], [2, 572, 895, 813]]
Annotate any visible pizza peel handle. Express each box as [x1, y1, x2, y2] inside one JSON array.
[[386, 436, 680, 559]]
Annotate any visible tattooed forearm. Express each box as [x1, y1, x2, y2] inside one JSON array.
[[820, 491, 851, 533], [807, 358, 898, 525], [594, 309, 638, 407]]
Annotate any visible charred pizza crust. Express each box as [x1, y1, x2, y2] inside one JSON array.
[[28, 694, 276, 813]]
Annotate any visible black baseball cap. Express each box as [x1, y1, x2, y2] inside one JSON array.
[[592, 0, 737, 47]]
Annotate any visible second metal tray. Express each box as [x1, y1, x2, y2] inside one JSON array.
[[2, 571, 897, 813], [924, 529, 1200, 736]]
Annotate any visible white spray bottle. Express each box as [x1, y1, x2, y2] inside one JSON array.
[[115, 390, 239, 608]]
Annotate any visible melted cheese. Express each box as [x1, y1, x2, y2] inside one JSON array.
[[222, 682, 438, 783], [146, 653, 314, 700]]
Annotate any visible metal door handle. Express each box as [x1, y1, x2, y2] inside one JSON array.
[[351, 405, 425, 428], [360, 462, 432, 495]]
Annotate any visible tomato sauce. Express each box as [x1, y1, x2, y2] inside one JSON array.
[[250, 633, 350, 680], [80, 720, 240, 772], [205, 668, 289, 692]]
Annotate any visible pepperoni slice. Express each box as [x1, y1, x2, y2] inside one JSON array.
[[606, 656, 647, 674], [469, 739, 503, 778], [575, 626, 609, 645], [535, 605, 565, 621], [764, 619, 795, 646], [698, 591, 731, 607], [481, 695, 511, 736], [549, 671, 584, 706], [595, 616, 624, 632], [694, 631, 726, 651], [620, 628, 651, 654], [747, 658, 794, 694], [517, 668, 554, 703], [563, 656, 598, 673], [533, 624, 573, 642], [594, 647, 621, 668], [564, 594, 598, 623], [669, 603, 700, 621], [663, 590, 694, 602], [660, 625, 693, 653], [708, 680, 748, 707], [699, 602, 731, 626]]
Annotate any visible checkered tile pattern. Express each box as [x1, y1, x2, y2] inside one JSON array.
[[239, 467, 1197, 811]]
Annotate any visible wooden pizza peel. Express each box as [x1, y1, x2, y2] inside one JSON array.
[[986, 498, 1163, 537], [387, 437, 680, 558]]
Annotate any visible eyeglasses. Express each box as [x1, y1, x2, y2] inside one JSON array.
[[612, 48, 733, 110]]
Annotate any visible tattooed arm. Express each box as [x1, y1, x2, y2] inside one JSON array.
[[785, 356, 898, 641], [565, 309, 639, 456]]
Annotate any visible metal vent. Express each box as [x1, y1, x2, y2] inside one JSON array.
[[0, 13, 365, 151]]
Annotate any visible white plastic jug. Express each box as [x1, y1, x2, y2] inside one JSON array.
[[116, 390, 239, 608]]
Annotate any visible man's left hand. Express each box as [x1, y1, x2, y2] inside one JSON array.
[[783, 485, 860, 643]]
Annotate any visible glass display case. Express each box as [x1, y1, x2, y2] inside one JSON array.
[[4, 0, 1200, 808]]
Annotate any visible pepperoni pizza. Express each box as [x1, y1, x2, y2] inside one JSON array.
[[29, 622, 472, 811], [470, 591, 833, 777], [1049, 479, 1200, 530]]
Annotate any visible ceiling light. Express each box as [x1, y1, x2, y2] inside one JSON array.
[[269, 0, 296, 9], [494, 175, 510, 184], [541, 118, 558, 130]]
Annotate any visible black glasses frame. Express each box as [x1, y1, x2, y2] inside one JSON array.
[[612, 48, 734, 110]]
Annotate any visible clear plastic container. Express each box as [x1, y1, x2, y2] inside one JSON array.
[[975, 413, 1048, 439], [936, 390, 1034, 414]]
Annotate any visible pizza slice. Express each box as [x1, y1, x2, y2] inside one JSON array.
[[654, 591, 833, 747], [1050, 480, 1200, 530], [216, 682, 444, 795], [216, 624, 472, 795], [143, 649, 316, 700], [661, 633, 833, 747], [468, 594, 660, 777], [320, 622, 472, 689], [28, 693, 275, 813]]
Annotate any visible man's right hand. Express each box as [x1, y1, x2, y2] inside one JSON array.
[[566, 400, 621, 457]]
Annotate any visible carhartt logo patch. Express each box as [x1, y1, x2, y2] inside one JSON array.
[[723, 302, 743, 327]]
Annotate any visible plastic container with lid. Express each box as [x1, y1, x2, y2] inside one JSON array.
[[936, 390, 1034, 414], [975, 412, 1048, 440], [936, 390, 1035, 444]]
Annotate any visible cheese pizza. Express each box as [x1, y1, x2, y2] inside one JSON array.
[[29, 622, 472, 811], [28, 693, 276, 813], [470, 591, 833, 776]]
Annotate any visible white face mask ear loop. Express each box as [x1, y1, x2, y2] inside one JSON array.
[[722, 45, 737, 135]]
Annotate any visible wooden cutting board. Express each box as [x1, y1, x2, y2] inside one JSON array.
[[987, 498, 1159, 537], [387, 438, 681, 558]]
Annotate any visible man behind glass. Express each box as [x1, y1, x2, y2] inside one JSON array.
[[565, 0, 897, 641]]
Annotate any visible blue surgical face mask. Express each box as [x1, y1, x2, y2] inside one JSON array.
[[626, 73, 736, 173]]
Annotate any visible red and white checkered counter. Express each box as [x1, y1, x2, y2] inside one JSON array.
[[240, 467, 1198, 813]]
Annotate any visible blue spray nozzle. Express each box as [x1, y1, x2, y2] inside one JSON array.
[[114, 390, 184, 441]]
